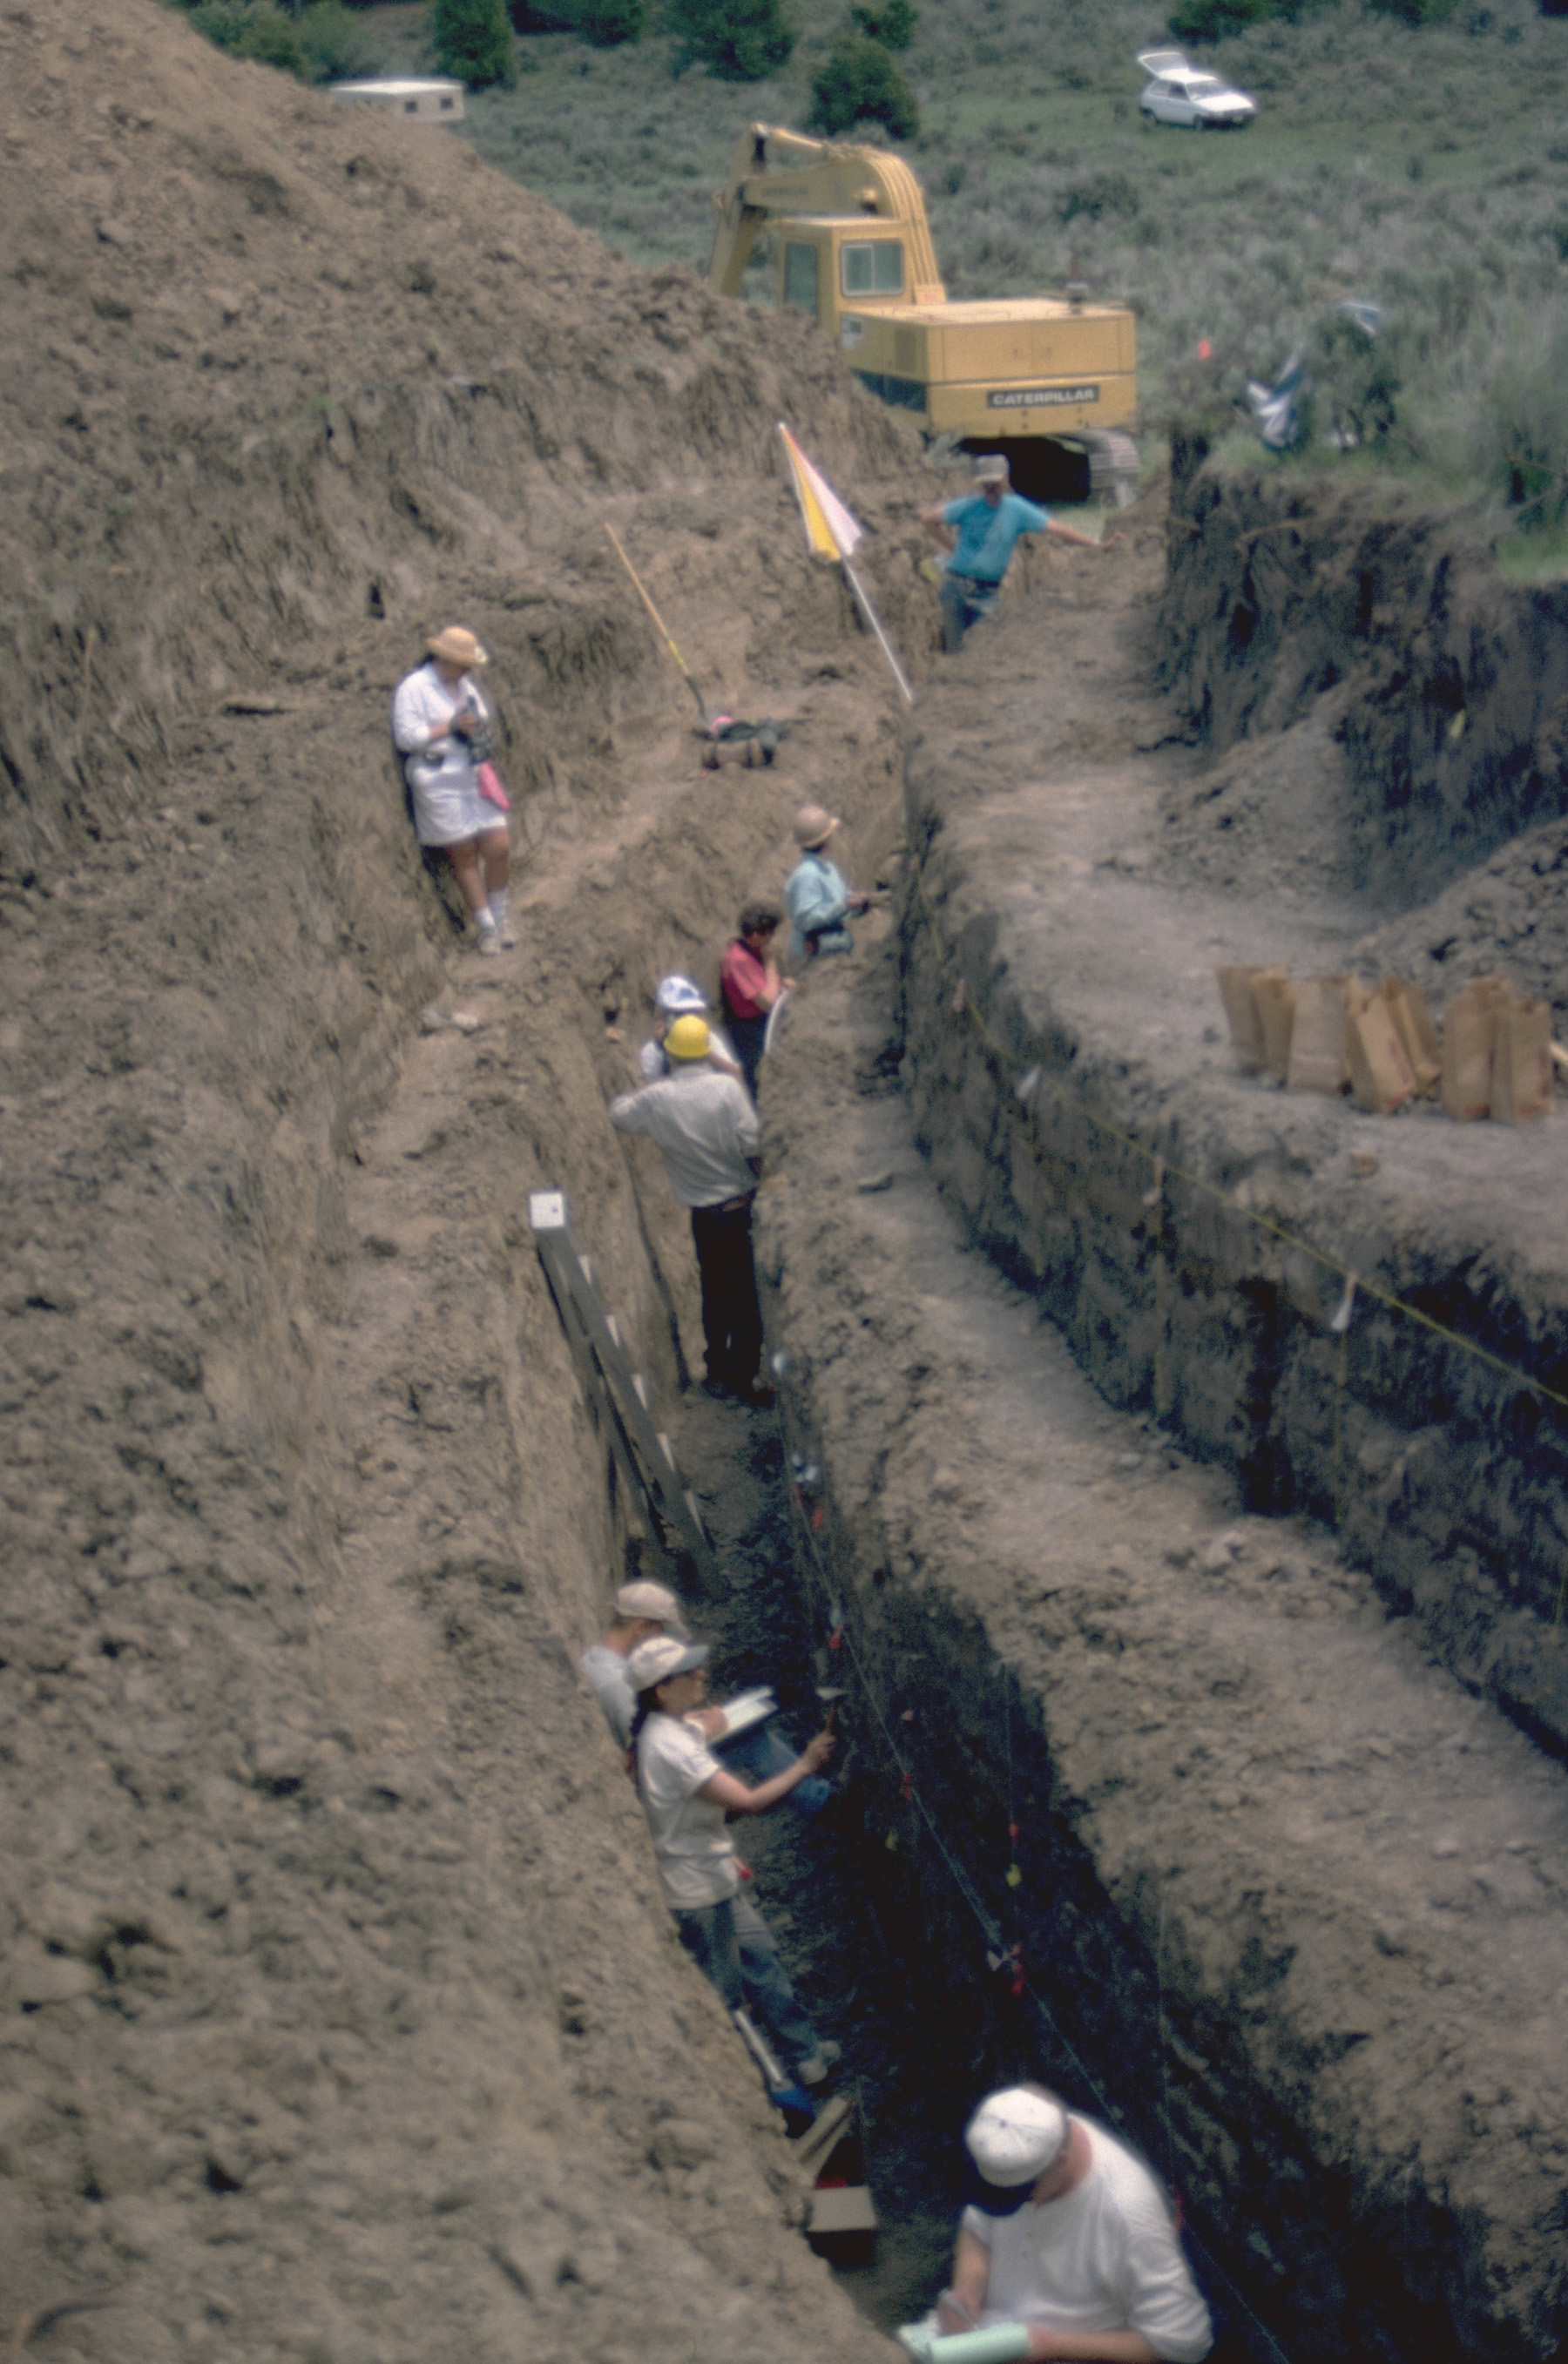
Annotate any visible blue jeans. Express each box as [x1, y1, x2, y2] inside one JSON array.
[[672, 1893, 820, 2071], [716, 1721, 831, 1819], [940, 570, 1001, 652]]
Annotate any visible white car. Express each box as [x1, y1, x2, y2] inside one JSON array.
[[1136, 48, 1256, 130]]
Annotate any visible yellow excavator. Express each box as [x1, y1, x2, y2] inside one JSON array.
[[707, 124, 1138, 503]]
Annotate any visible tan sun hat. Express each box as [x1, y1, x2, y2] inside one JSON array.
[[427, 625, 488, 669], [972, 452, 1010, 485], [793, 804, 840, 849]]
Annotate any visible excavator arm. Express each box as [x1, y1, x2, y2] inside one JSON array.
[[706, 122, 945, 301]]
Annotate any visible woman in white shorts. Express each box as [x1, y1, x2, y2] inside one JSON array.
[[392, 625, 513, 956]]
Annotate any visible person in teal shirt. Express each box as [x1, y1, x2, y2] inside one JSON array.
[[923, 452, 1118, 652]]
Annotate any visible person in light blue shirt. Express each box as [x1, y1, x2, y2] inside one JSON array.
[[923, 452, 1118, 652], [784, 804, 870, 965]]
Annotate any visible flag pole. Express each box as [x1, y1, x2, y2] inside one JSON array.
[[776, 423, 914, 708], [603, 522, 710, 722], [840, 557, 914, 706]]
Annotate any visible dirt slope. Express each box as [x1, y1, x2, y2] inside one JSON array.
[[0, 3, 927, 2357]]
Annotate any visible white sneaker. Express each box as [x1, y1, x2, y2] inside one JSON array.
[[476, 923, 500, 958], [497, 921, 518, 949], [796, 2040, 841, 2087]]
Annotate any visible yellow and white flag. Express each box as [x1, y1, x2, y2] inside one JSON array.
[[776, 421, 912, 706], [778, 422, 864, 563]]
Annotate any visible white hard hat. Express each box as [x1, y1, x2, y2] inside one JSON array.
[[654, 974, 707, 1016]]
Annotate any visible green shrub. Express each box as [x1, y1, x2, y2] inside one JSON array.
[[1363, 0, 1455, 19], [808, 30, 918, 133], [1168, 0, 1275, 38], [183, 1, 309, 73], [294, 0, 382, 78], [430, 0, 518, 84], [1474, 327, 1568, 523], [667, 0, 795, 79], [848, 0, 916, 48], [567, 0, 647, 39]]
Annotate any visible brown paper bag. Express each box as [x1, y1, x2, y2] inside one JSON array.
[[1215, 966, 1277, 1074], [1441, 976, 1510, 1120], [1347, 992, 1416, 1112], [1491, 997, 1553, 1124], [1380, 979, 1441, 1098], [1286, 975, 1356, 1095], [1252, 972, 1296, 1086]]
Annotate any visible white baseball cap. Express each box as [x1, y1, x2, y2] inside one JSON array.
[[964, 2088, 1070, 2196], [625, 1636, 710, 1693]]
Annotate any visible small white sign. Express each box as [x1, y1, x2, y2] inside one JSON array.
[[841, 317, 866, 349], [529, 1191, 568, 1232]]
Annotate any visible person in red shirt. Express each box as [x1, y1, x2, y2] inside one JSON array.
[[720, 902, 792, 1102]]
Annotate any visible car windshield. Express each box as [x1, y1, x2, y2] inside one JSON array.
[[1187, 76, 1226, 93]]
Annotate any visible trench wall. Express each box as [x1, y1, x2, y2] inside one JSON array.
[[1157, 438, 1568, 906], [896, 773, 1568, 1763], [758, 952, 1568, 2364]]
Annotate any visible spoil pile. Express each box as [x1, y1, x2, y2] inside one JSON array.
[[0, 5, 925, 2359]]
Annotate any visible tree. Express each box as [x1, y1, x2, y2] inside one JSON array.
[[808, 29, 917, 136], [667, 0, 794, 79], [848, 0, 916, 47], [429, 0, 518, 86], [1167, 0, 1274, 37], [567, 0, 647, 41]]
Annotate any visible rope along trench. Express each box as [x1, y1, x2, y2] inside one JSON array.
[[905, 862, 1568, 1622]]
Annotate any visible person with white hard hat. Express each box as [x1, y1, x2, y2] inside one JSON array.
[[608, 1015, 771, 1406], [636, 973, 742, 1084], [391, 625, 514, 956], [625, 1633, 840, 2087], [931, 2084, 1212, 2361]]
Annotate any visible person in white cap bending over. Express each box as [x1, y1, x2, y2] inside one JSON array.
[[392, 625, 514, 956], [608, 1015, 771, 1407], [923, 452, 1118, 654], [784, 806, 870, 967], [625, 1633, 840, 2087], [935, 2083, 1212, 2362]]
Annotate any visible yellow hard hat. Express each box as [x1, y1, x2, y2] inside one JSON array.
[[665, 1015, 711, 1063]]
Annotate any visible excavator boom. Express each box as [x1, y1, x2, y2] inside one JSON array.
[[708, 123, 943, 301]]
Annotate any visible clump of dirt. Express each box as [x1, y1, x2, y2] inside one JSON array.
[[1352, 817, 1568, 1037]]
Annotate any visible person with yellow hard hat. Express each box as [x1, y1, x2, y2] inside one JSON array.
[[608, 1014, 772, 1406]]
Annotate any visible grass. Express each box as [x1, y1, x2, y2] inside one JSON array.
[[346, 0, 1568, 540]]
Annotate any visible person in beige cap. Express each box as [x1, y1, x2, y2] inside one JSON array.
[[578, 1580, 687, 1751], [923, 452, 1117, 653], [929, 2082, 1212, 2361], [784, 805, 870, 966], [391, 625, 514, 956], [578, 1581, 830, 1816]]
